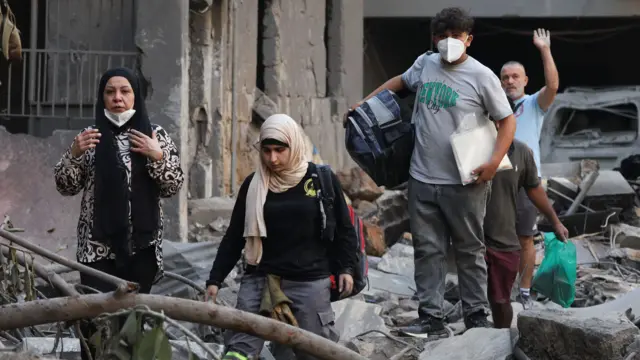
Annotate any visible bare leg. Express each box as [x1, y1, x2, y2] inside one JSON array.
[[518, 235, 535, 289]]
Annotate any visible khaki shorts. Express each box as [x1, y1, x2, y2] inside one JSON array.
[[516, 188, 538, 237]]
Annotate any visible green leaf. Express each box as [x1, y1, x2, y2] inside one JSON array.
[[120, 312, 140, 345], [134, 328, 159, 360], [156, 331, 172, 360], [89, 330, 103, 349]]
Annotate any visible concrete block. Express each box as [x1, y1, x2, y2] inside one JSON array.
[[582, 170, 636, 210], [252, 88, 278, 121], [262, 0, 326, 98], [346, 333, 423, 359], [288, 97, 310, 125], [517, 309, 639, 360], [364, 268, 415, 297], [326, 0, 364, 105], [188, 197, 236, 226], [309, 97, 332, 127], [377, 243, 414, 278], [188, 150, 213, 199], [420, 328, 515, 360], [332, 299, 389, 341], [330, 96, 348, 117], [21, 337, 80, 358]]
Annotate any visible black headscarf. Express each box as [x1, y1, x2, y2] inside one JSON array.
[[92, 67, 160, 269]]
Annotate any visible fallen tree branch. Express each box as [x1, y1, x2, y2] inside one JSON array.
[[0, 228, 134, 290], [1, 244, 95, 360], [0, 292, 367, 360]]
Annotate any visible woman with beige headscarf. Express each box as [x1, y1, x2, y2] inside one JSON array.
[[205, 114, 357, 360]]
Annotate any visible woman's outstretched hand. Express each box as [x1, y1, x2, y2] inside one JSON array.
[[129, 129, 163, 162]]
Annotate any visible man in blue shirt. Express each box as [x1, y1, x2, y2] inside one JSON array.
[[500, 28, 559, 309]]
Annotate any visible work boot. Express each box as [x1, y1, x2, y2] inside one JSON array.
[[516, 293, 533, 310], [464, 311, 491, 329], [398, 316, 448, 339]]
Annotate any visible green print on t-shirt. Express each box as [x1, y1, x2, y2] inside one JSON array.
[[417, 82, 460, 113]]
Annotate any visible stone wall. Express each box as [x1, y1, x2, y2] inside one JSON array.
[[259, 0, 362, 173], [0, 127, 84, 261], [188, 0, 363, 195]]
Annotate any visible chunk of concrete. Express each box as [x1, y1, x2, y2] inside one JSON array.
[[517, 309, 640, 360], [0, 353, 59, 360], [365, 268, 415, 297], [362, 190, 410, 248], [419, 328, 515, 360], [336, 167, 384, 202], [21, 337, 80, 359], [361, 220, 387, 257], [582, 170, 636, 210], [346, 333, 423, 360], [188, 197, 236, 226], [332, 298, 388, 341], [377, 243, 414, 278]]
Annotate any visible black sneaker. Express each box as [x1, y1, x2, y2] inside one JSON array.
[[398, 316, 448, 339], [464, 311, 491, 329]]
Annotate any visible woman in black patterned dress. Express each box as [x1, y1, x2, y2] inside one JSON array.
[[54, 67, 184, 360]]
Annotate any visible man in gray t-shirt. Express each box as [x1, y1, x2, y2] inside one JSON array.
[[346, 7, 516, 337]]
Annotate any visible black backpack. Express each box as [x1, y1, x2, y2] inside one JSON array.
[[310, 163, 369, 302]]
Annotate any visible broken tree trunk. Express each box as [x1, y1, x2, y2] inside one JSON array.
[[0, 291, 367, 360]]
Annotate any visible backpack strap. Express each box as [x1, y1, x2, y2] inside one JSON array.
[[513, 100, 524, 114], [310, 163, 337, 242]]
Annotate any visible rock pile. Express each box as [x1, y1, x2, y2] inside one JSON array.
[[336, 167, 410, 256]]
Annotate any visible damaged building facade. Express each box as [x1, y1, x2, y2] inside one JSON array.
[[0, 0, 363, 242], [4, 0, 640, 244]]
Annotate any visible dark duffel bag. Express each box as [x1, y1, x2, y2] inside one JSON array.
[[344, 89, 415, 189]]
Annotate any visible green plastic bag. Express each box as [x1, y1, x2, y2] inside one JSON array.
[[531, 232, 577, 308]]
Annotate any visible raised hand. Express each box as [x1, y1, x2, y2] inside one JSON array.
[[533, 28, 551, 50]]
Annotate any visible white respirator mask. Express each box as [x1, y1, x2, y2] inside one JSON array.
[[437, 36, 468, 63], [104, 109, 136, 128]]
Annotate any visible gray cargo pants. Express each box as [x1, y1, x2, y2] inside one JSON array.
[[408, 177, 490, 319], [224, 274, 339, 360]]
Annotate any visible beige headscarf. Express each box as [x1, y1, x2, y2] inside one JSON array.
[[243, 114, 310, 265]]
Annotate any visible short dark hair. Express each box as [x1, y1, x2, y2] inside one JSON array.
[[431, 7, 474, 36]]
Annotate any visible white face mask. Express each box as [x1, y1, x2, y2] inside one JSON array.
[[104, 108, 136, 127], [437, 36, 468, 63]]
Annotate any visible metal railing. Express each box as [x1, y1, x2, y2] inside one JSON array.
[[1, 48, 138, 121]]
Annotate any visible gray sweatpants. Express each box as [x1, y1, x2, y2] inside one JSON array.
[[408, 177, 490, 319], [225, 274, 339, 360]]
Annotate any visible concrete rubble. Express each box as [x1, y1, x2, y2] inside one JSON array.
[[8, 158, 640, 360]]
